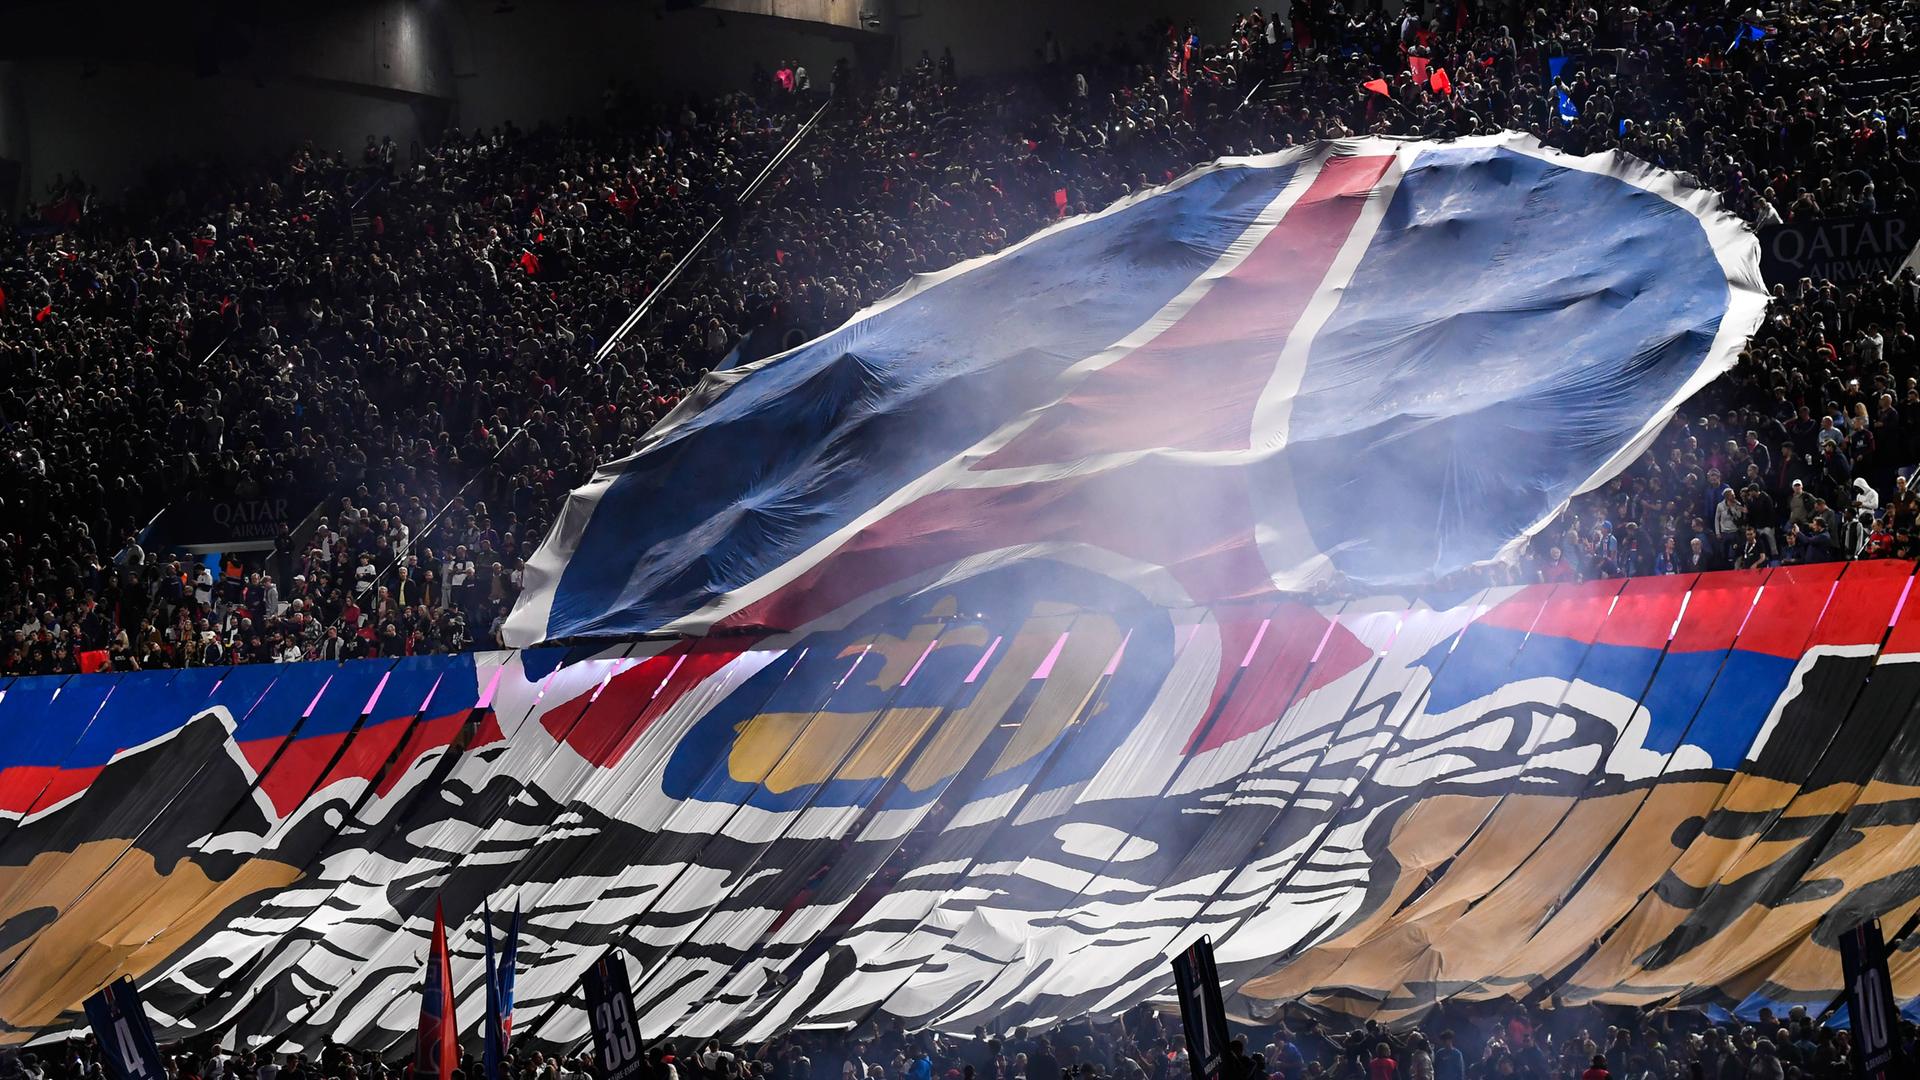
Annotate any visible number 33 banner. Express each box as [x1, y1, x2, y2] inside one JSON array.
[[584, 952, 644, 1080], [83, 979, 165, 1080]]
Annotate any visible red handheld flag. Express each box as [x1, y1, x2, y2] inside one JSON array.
[[1054, 187, 1070, 216], [1431, 68, 1453, 95], [1362, 78, 1391, 97], [415, 900, 456, 1080]]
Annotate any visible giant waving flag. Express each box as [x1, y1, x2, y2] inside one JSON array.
[[1, 136, 1857, 1055], [506, 134, 1764, 648]]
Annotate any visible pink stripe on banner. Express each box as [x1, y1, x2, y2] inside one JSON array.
[[980, 154, 1397, 467], [653, 653, 688, 699], [1239, 618, 1272, 668], [1380, 614, 1404, 656], [363, 671, 392, 716], [476, 664, 505, 709], [591, 658, 629, 703], [303, 675, 334, 718], [964, 636, 1003, 684], [419, 675, 444, 713], [901, 638, 940, 686], [1104, 630, 1133, 676], [1307, 617, 1337, 663], [837, 644, 872, 690], [1892, 577, 1915, 627], [1032, 632, 1070, 680]]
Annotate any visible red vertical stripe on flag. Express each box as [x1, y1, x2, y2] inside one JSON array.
[[725, 157, 1402, 634], [982, 153, 1396, 466], [415, 900, 457, 1080]]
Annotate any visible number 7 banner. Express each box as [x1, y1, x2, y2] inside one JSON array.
[[83, 978, 166, 1080], [1171, 937, 1231, 1080], [583, 951, 644, 1080]]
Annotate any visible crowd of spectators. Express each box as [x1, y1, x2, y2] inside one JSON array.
[[4, 0, 1920, 674], [5, 997, 1915, 1080]]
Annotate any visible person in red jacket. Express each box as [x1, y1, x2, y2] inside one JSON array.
[[1368, 1044, 1397, 1080], [1580, 1054, 1610, 1080]]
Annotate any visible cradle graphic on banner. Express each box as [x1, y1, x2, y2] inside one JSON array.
[[0, 567, 1917, 1050]]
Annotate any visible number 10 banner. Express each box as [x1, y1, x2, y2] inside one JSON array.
[[583, 951, 644, 1080], [83, 978, 166, 1080], [1839, 918, 1905, 1080]]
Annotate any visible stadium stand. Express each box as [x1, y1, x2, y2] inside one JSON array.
[[4, 4, 1920, 1075], [0, 989, 1890, 1079], [3, 2, 1918, 673]]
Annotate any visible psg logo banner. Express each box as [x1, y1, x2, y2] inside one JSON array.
[[506, 133, 1765, 647]]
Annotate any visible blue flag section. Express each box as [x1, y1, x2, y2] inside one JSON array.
[[505, 134, 1765, 647], [82, 980, 164, 1080]]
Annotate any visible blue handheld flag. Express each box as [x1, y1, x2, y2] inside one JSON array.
[[83, 979, 165, 1080]]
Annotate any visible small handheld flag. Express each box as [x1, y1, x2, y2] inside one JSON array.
[[483, 901, 522, 1080], [1362, 78, 1391, 97], [1430, 68, 1452, 95], [500, 900, 520, 1045], [583, 952, 646, 1080], [484, 906, 501, 1080], [83, 979, 165, 1080], [1556, 90, 1580, 123], [416, 900, 457, 1080], [1728, 23, 1768, 54]]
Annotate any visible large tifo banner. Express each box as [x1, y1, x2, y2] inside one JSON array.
[[3, 566, 1920, 1048], [506, 133, 1764, 647]]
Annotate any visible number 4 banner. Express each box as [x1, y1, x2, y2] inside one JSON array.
[[583, 951, 644, 1080], [1839, 918, 1906, 1080], [83, 978, 166, 1080]]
